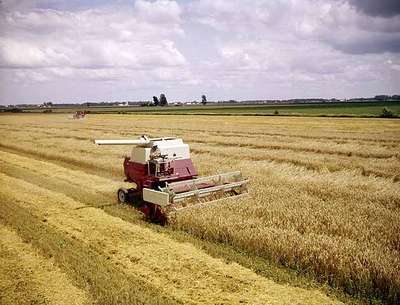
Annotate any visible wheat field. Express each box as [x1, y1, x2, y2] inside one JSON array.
[[0, 113, 399, 305]]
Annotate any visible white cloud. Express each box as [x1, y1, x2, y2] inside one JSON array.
[[182, 0, 400, 98], [134, 0, 182, 24], [0, 1, 186, 78], [189, 0, 400, 54], [14, 70, 50, 83]]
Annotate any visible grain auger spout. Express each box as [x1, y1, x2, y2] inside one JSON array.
[[94, 135, 249, 224]]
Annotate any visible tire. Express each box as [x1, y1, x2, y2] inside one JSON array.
[[117, 188, 128, 204]]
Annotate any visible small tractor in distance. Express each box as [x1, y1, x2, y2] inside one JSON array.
[[95, 135, 248, 224], [72, 111, 87, 119]]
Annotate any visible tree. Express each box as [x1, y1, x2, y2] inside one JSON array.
[[380, 107, 395, 118], [153, 96, 159, 106], [159, 93, 168, 106], [42, 102, 53, 108], [201, 95, 207, 105]]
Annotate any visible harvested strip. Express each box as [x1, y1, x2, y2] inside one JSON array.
[[0, 150, 129, 206], [0, 141, 122, 178], [0, 149, 143, 224], [0, 173, 342, 305], [0, 224, 93, 305]]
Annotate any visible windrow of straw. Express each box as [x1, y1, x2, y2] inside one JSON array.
[[0, 224, 94, 305]]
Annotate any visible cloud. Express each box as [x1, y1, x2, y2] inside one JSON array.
[[190, 0, 400, 55], [0, 1, 186, 71], [134, 0, 182, 24], [295, 2, 400, 54], [345, 0, 400, 17], [326, 31, 400, 54], [0, 0, 399, 104], [182, 0, 400, 99]]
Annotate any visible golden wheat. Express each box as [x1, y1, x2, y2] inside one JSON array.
[[0, 113, 399, 304], [0, 171, 342, 305], [0, 224, 94, 305]]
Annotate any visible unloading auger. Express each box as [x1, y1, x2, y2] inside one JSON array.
[[94, 135, 249, 224]]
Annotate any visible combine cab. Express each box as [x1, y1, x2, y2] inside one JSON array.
[[95, 135, 248, 224]]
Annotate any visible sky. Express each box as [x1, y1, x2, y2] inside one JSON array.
[[0, 0, 399, 105]]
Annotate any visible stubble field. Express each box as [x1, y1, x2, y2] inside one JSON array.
[[0, 113, 399, 305]]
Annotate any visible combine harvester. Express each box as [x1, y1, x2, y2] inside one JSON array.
[[70, 111, 87, 119], [95, 135, 248, 223]]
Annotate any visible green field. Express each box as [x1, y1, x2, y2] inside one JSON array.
[[11, 101, 400, 117]]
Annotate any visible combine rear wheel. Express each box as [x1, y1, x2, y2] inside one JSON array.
[[117, 188, 129, 203]]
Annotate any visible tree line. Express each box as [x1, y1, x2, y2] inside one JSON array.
[[151, 94, 207, 106]]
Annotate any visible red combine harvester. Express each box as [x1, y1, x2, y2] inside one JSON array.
[[95, 135, 248, 223], [72, 111, 86, 119]]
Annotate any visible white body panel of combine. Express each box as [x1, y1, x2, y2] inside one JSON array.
[[131, 147, 152, 164], [131, 139, 190, 164], [143, 188, 169, 206]]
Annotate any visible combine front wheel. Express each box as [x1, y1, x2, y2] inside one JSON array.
[[117, 188, 129, 203]]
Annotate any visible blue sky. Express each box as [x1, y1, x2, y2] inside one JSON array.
[[0, 0, 399, 104]]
